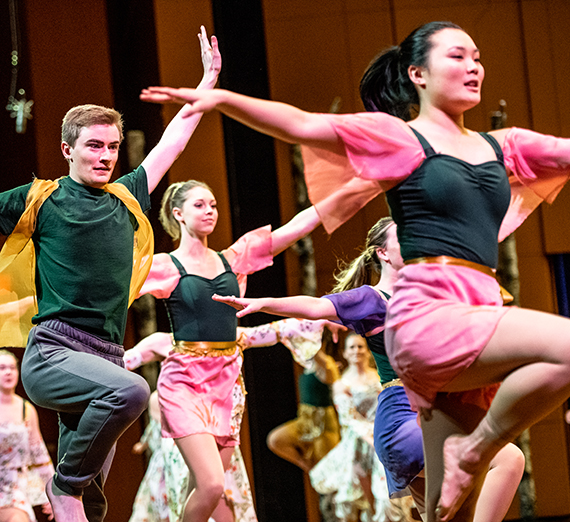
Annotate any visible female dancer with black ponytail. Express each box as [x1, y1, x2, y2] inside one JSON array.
[[141, 21, 570, 521], [213, 216, 524, 522]]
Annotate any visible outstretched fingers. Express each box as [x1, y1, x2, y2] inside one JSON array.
[[323, 320, 347, 343], [140, 87, 217, 118], [198, 26, 221, 76], [212, 294, 244, 310], [212, 294, 260, 317], [140, 87, 180, 104]]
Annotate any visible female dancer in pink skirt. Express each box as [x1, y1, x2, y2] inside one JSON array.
[[140, 21, 570, 521], [125, 320, 329, 522], [138, 179, 323, 522], [213, 216, 524, 522]]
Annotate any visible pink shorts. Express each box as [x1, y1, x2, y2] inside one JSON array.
[[157, 350, 244, 447], [385, 263, 511, 413]]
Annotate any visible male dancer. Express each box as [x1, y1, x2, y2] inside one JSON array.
[[0, 27, 220, 522]]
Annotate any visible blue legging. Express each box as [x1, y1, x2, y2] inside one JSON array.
[[373, 385, 424, 497]]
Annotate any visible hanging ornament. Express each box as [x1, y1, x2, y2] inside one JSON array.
[[6, 0, 33, 134]]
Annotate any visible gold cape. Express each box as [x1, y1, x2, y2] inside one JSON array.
[[0, 178, 154, 347]]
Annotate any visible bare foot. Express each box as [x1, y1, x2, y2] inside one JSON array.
[[436, 435, 482, 522], [46, 476, 89, 522]]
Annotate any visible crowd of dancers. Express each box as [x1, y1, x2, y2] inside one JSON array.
[[1, 18, 570, 522]]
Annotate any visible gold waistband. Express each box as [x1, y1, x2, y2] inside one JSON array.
[[172, 340, 239, 357], [404, 256, 513, 304], [405, 256, 495, 278], [382, 378, 403, 390]]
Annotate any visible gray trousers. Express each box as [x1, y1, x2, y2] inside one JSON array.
[[22, 319, 150, 522]]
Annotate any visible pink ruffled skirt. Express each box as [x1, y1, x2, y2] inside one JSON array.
[[385, 263, 511, 413], [157, 350, 244, 447]]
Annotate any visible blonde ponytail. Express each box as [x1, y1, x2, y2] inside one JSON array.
[[331, 217, 394, 293]]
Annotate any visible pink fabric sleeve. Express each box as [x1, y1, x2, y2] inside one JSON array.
[[499, 127, 570, 240], [138, 253, 180, 299], [301, 112, 425, 233], [224, 225, 274, 297]]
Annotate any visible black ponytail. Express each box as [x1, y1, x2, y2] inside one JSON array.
[[360, 21, 463, 121]]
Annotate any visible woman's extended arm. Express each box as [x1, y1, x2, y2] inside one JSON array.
[[270, 206, 321, 256], [140, 87, 343, 153], [313, 349, 340, 385], [142, 26, 222, 193], [212, 293, 338, 320], [124, 332, 173, 370]]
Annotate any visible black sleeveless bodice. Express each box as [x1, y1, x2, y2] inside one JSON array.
[[386, 129, 511, 268], [163, 253, 240, 342]]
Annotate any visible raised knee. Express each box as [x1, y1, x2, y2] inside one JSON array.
[[507, 444, 525, 479], [117, 377, 150, 419], [494, 443, 525, 481]]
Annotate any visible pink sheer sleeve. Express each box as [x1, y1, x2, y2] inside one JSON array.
[[301, 112, 425, 233], [138, 253, 180, 299], [224, 225, 274, 296], [499, 127, 570, 240]]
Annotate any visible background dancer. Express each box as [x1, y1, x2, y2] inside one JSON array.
[[0, 350, 54, 522], [308, 333, 399, 522], [266, 338, 340, 474]]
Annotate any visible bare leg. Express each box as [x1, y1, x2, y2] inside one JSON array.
[[267, 420, 313, 472], [209, 446, 236, 522], [433, 307, 570, 521], [357, 472, 375, 517], [46, 476, 89, 522], [0, 507, 31, 522], [176, 434, 232, 522], [421, 406, 486, 522], [401, 438, 522, 522], [407, 476, 426, 521], [474, 443, 524, 522]]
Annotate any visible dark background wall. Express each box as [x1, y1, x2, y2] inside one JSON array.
[[2, 0, 570, 520]]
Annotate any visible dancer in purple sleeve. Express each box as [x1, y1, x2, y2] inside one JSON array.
[[141, 21, 570, 521]]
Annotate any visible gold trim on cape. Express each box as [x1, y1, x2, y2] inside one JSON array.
[[0, 178, 154, 347]]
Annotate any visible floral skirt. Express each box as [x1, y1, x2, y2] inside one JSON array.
[[0, 468, 38, 521], [310, 426, 392, 522], [158, 350, 244, 446]]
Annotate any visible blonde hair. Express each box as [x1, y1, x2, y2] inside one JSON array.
[[344, 332, 367, 349], [332, 217, 394, 293], [62, 104, 124, 147], [0, 350, 18, 364], [159, 180, 214, 241]]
